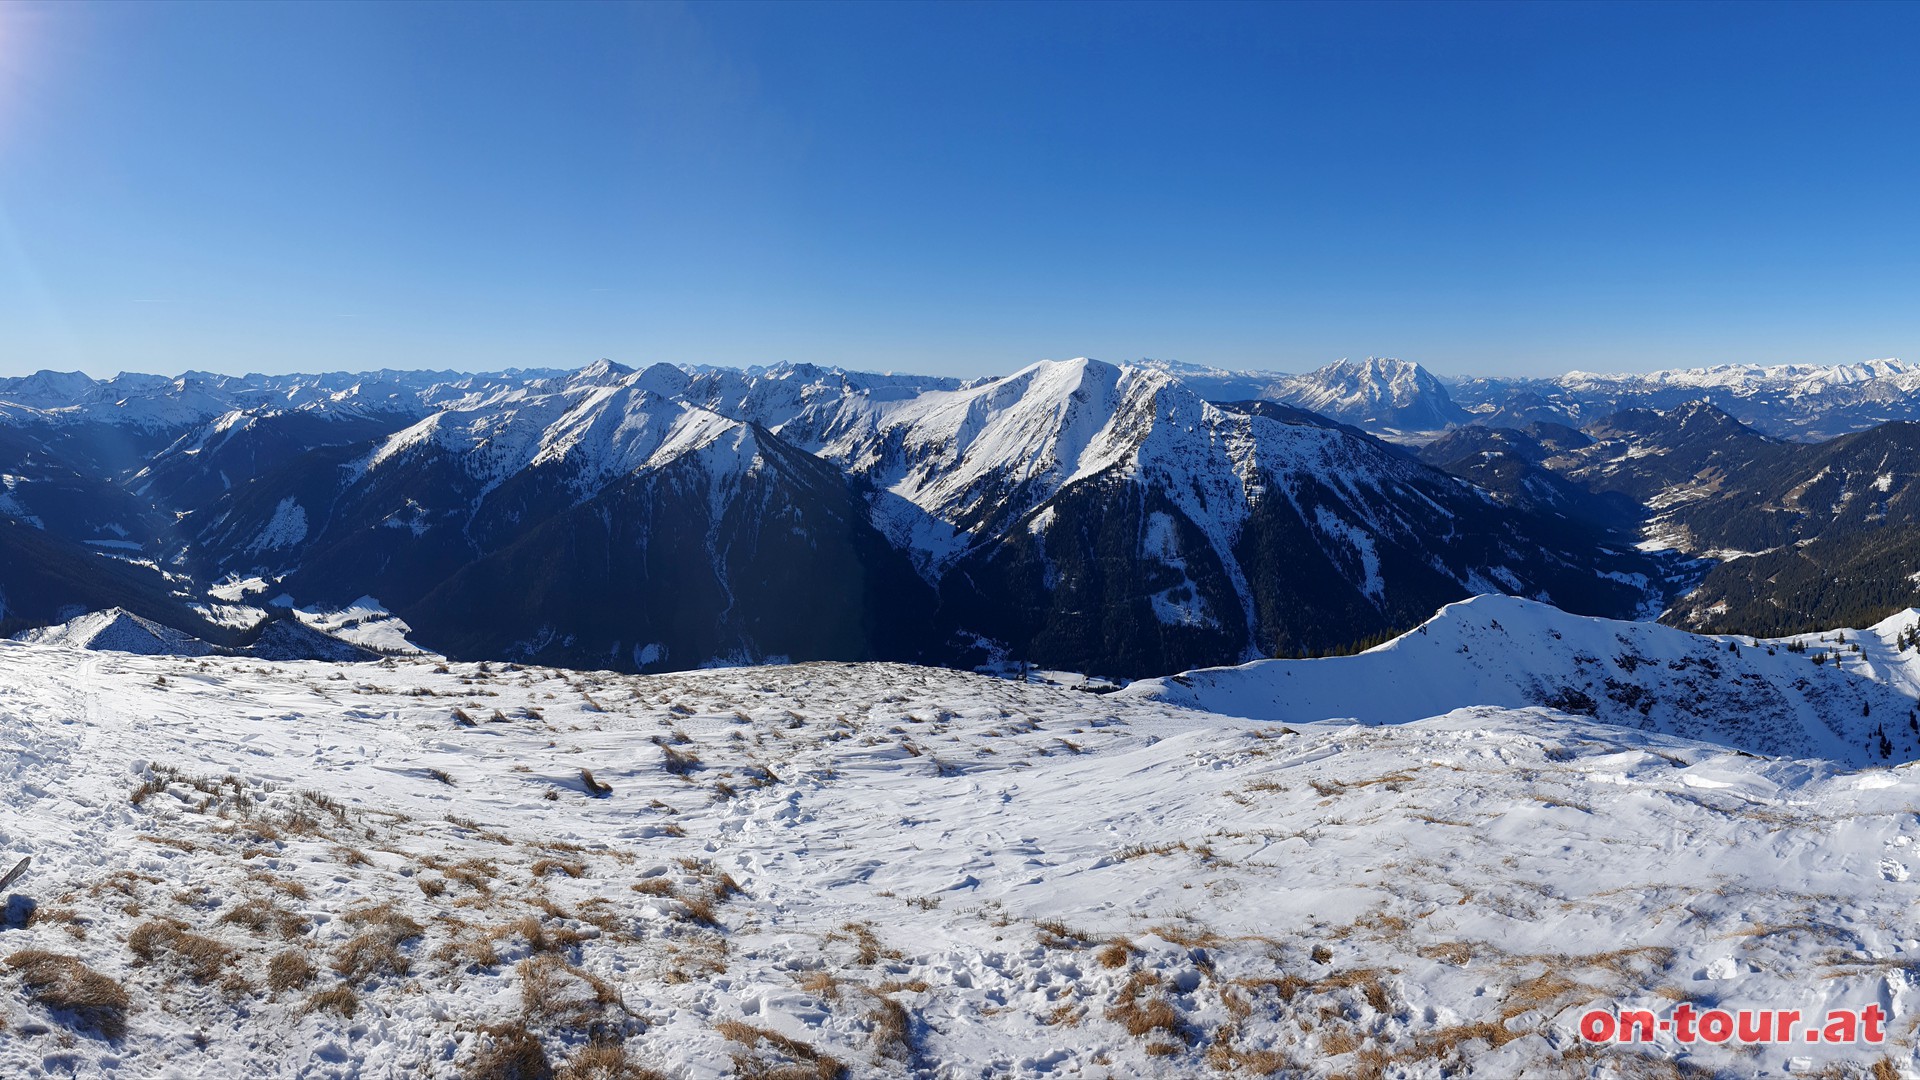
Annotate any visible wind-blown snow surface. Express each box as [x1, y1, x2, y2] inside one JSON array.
[[0, 643, 1916, 1077]]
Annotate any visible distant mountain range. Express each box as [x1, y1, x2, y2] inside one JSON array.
[[1153, 355, 1920, 440], [3, 352, 1918, 672], [0, 357, 1681, 677]]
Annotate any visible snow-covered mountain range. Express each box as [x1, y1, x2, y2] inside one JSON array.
[[7, 350, 1920, 670], [1452, 357, 1920, 440], [0, 358, 1674, 676]]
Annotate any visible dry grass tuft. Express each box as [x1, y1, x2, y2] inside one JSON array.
[[1417, 941, 1474, 965], [1317, 966, 1396, 1015], [267, 949, 316, 993], [532, 858, 587, 879], [657, 741, 701, 777], [464, 1021, 553, 1079], [332, 902, 426, 983], [5, 950, 132, 1038], [1034, 919, 1091, 949], [218, 897, 309, 940], [127, 918, 237, 983], [519, 954, 624, 1030], [714, 1019, 847, 1080], [865, 993, 915, 1062], [829, 922, 897, 966], [795, 969, 839, 999], [557, 1039, 668, 1080], [304, 985, 359, 1017], [1106, 970, 1190, 1044]]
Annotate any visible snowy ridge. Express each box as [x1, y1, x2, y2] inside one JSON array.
[[358, 375, 761, 503], [10, 607, 214, 656], [793, 357, 1473, 576], [1126, 593, 1920, 765], [1562, 358, 1919, 392]]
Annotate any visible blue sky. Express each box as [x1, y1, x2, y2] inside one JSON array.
[[0, 0, 1917, 379]]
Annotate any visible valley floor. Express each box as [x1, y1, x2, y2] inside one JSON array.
[[0, 644, 1912, 1078]]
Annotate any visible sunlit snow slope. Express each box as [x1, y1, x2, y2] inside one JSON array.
[[1127, 594, 1920, 766]]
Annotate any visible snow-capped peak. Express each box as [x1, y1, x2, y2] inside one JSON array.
[[1271, 356, 1467, 430]]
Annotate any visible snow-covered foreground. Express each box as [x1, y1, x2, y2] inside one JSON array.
[[0, 642, 1915, 1078]]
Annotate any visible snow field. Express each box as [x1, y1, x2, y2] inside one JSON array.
[[0, 645, 1912, 1077]]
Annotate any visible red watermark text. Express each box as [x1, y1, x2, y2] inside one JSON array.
[[1578, 1004, 1886, 1045]]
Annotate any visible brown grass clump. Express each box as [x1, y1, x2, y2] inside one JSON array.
[[1317, 967, 1395, 1015], [305, 985, 359, 1017], [795, 970, 839, 999], [532, 858, 587, 879], [829, 922, 897, 966], [1116, 841, 1190, 861], [1106, 970, 1189, 1043], [127, 918, 237, 983], [680, 893, 720, 927], [1412, 1018, 1524, 1057], [485, 914, 589, 958], [332, 902, 425, 983], [247, 871, 311, 901], [218, 897, 309, 940], [714, 1019, 847, 1080], [1417, 941, 1474, 965], [465, 1021, 553, 1080], [1318, 1028, 1360, 1056], [1204, 1024, 1297, 1074], [1096, 938, 1134, 969], [518, 954, 624, 1029], [1505, 969, 1584, 1012], [866, 994, 915, 1063], [1150, 922, 1225, 949], [430, 857, 500, 894], [5, 950, 132, 1038], [658, 742, 700, 777], [558, 1039, 668, 1080], [267, 949, 316, 993], [1034, 919, 1091, 949]]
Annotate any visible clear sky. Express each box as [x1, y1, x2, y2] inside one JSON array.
[[1, 0, 1917, 380]]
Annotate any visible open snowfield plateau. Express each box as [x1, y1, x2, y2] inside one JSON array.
[[0, 617, 1917, 1078]]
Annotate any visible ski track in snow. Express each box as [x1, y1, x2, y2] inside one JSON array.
[[0, 643, 1915, 1077]]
